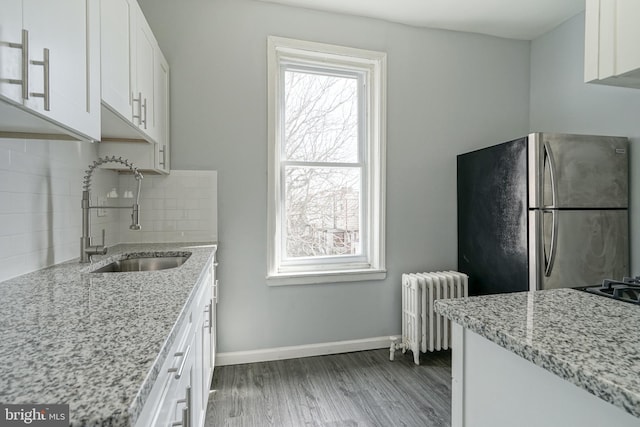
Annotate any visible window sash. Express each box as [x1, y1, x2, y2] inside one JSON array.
[[277, 62, 369, 270], [280, 163, 367, 264]]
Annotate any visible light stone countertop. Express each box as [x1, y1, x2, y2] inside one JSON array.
[[434, 288, 640, 419], [0, 242, 217, 427]]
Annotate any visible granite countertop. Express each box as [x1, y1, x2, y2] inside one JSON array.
[[434, 288, 640, 419], [0, 242, 217, 427]]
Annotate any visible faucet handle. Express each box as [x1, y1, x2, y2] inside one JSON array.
[[96, 229, 107, 255]]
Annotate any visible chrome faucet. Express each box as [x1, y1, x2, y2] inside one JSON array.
[[80, 156, 144, 263]]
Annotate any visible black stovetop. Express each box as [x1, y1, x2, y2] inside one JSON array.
[[579, 277, 640, 305]]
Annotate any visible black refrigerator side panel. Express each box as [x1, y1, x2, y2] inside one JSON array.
[[457, 138, 529, 295]]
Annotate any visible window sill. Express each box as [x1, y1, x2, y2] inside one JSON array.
[[266, 269, 387, 286]]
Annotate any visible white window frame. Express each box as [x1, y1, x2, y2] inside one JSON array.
[[267, 36, 387, 286]]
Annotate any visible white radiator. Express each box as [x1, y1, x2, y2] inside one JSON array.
[[390, 271, 468, 365]]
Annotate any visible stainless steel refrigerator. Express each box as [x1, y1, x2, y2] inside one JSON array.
[[457, 133, 629, 296]]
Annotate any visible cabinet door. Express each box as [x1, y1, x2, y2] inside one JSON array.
[[166, 335, 195, 427], [22, 0, 100, 140], [615, 0, 640, 77], [197, 298, 213, 427], [0, 0, 24, 104], [132, 2, 156, 140], [100, 0, 133, 120], [155, 49, 170, 172], [192, 266, 212, 427]]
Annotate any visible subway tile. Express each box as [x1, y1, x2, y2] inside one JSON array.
[[151, 198, 164, 210], [10, 149, 49, 176], [183, 198, 199, 209], [0, 213, 29, 237], [0, 192, 27, 213], [0, 139, 26, 153], [144, 186, 165, 199], [164, 210, 186, 220], [24, 139, 53, 157], [186, 210, 202, 220], [0, 148, 10, 170], [175, 220, 200, 231], [164, 198, 177, 209]]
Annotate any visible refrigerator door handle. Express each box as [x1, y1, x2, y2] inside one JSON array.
[[544, 209, 559, 277], [543, 141, 558, 208]]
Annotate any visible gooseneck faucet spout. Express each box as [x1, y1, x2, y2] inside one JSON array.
[[80, 156, 144, 263]]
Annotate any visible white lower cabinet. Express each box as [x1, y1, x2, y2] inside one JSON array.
[[135, 250, 217, 427], [451, 324, 640, 427]]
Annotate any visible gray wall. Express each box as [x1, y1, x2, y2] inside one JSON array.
[[529, 13, 640, 274], [138, 0, 530, 353]]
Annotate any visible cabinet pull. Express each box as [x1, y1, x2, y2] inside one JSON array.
[[168, 345, 191, 379], [29, 48, 50, 111], [159, 144, 166, 167], [132, 92, 142, 124], [172, 386, 191, 427], [3, 29, 29, 99], [21, 29, 29, 100], [171, 407, 189, 427], [213, 279, 218, 303], [141, 97, 147, 129], [204, 301, 213, 334]]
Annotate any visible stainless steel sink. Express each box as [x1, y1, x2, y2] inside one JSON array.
[[91, 254, 191, 273]]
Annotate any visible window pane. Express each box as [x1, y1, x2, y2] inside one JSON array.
[[284, 70, 359, 163], [285, 166, 361, 258]]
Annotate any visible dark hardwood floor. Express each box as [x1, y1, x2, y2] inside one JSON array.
[[205, 348, 452, 427]]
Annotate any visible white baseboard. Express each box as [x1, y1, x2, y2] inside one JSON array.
[[216, 335, 397, 366]]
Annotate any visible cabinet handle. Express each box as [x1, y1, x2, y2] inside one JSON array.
[[141, 97, 147, 129], [21, 29, 29, 100], [159, 144, 166, 167], [3, 29, 29, 99], [29, 48, 50, 111], [132, 92, 142, 124], [204, 301, 213, 334], [168, 345, 191, 379], [172, 386, 191, 427], [213, 279, 218, 303]]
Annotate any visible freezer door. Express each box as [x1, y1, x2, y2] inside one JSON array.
[[457, 138, 529, 295], [528, 133, 628, 208], [529, 210, 629, 290]]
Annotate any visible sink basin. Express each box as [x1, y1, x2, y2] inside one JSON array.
[[91, 253, 191, 273]]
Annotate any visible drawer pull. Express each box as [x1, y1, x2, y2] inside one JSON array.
[[168, 345, 191, 379], [171, 385, 191, 427]]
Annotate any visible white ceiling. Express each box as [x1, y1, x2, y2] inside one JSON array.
[[256, 0, 586, 40]]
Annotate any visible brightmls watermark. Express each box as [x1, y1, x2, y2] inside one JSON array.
[[0, 405, 68, 427]]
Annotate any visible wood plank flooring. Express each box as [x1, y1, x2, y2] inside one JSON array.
[[205, 349, 451, 427]]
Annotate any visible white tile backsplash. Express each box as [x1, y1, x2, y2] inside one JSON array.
[[118, 170, 218, 244], [0, 138, 120, 282], [0, 139, 217, 281]]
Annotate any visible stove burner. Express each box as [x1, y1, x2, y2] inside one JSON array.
[[579, 277, 640, 305]]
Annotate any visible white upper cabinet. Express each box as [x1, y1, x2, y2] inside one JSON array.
[[100, 0, 133, 121], [585, 0, 640, 89], [99, 0, 170, 174], [0, 1, 23, 105], [132, 4, 157, 141], [155, 50, 170, 173], [0, 0, 100, 140]]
